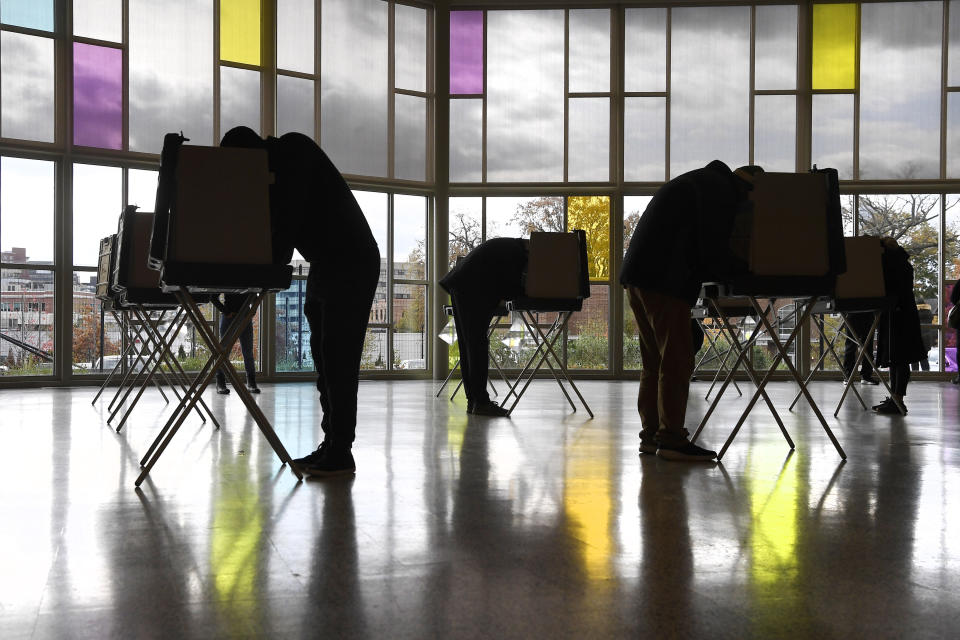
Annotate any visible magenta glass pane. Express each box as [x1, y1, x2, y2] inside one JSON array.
[[450, 11, 483, 95], [73, 43, 122, 150]]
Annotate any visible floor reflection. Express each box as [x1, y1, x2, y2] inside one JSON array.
[[0, 380, 958, 638]]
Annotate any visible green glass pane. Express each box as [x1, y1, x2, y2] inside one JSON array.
[[812, 4, 857, 90]]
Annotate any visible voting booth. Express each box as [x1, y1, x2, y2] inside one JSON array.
[[503, 230, 593, 417], [136, 139, 298, 487], [693, 168, 848, 460]]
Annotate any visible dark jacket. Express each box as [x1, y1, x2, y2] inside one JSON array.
[[877, 245, 926, 367], [619, 160, 746, 306], [440, 238, 528, 302]]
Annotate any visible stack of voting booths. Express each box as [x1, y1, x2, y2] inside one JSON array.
[[691, 168, 848, 460], [131, 137, 298, 486], [93, 208, 219, 433]]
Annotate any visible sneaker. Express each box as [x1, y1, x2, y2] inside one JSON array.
[[656, 439, 717, 462], [291, 441, 327, 467], [874, 398, 907, 415], [639, 430, 658, 455], [860, 376, 880, 385], [297, 447, 356, 478], [470, 400, 509, 417], [216, 383, 230, 395], [871, 397, 891, 411], [247, 383, 261, 394]]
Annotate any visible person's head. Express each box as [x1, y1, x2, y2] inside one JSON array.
[[733, 165, 764, 199], [220, 125, 264, 149], [881, 236, 900, 249]]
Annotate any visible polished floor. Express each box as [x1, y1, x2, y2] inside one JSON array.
[[0, 377, 958, 639]]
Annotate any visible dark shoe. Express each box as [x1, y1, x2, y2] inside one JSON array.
[[291, 441, 327, 467], [247, 382, 261, 394], [656, 439, 717, 462], [874, 398, 906, 415], [216, 382, 230, 395], [297, 447, 356, 478], [470, 400, 509, 417], [639, 430, 658, 455], [860, 376, 880, 385]]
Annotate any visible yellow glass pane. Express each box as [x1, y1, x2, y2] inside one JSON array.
[[567, 196, 610, 280], [220, 0, 260, 66], [812, 3, 857, 90]]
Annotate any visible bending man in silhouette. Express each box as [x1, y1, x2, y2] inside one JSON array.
[[212, 293, 260, 394], [620, 160, 763, 462], [222, 126, 380, 477], [440, 238, 528, 417]]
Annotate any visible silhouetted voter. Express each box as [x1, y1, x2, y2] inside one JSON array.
[[620, 160, 763, 462], [873, 237, 925, 414], [212, 293, 260, 395], [222, 126, 380, 477], [440, 238, 529, 417]]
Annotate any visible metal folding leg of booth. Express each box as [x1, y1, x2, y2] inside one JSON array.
[[500, 307, 593, 418], [136, 290, 302, 487], [692, 292, 846, 460]]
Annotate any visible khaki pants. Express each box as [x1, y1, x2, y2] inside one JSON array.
[[627, 286, 694, 446]]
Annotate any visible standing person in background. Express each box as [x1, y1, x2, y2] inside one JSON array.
[[212, 293, 260, 395], [873, 237, 926, 414], [620, 160, 763, 461], [910, 302, 935, 372]]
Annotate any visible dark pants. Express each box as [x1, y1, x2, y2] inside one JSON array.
[[842, 312, 875, 378], [627, 286, 694, 446], [449, 291, 499, 405], [216, 313, 256, 386], [304, 248, 380, 451], [890, 363, 910, 396], [910, 357, 930, 372]]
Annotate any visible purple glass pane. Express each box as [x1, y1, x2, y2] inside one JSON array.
[[450, 11, 483, 95], [73, 43, 122, 150]]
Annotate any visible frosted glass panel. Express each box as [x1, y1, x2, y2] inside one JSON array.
[[949, 94, 960, 178], [951, 1, 960, 86], [1, 32, 54, 143], [450, 11, 483, 94], [127, 169, 158, 212], [755, 5, 797, 90], [1, 0, 52, 31], [321, 0, 388, 177], [73, 164, 122, 268], [569, 10, 610, 93], [754, 95, 796, 173], [812, 94, 854, 179], [1, 157, 55, 265], [624, 98, 665, 182], [487, 10, 564, 182], [450, 99, 482, 182], [395, 94, 426, 182], [812, 3, 856, 90], [277, 75, 314, 138], [670, 7, 749, 177], [220, 0, 260, 65], [129, 0, 214, 153], [220, 66, 260, 137], [395, 3, 427, 93], [568, 98, 608, 182], [394, 195, 426, 280], [860, 2, 941, 180], [74, 0, 122, 42], [74, 43, 123, 150], [277, 0, 313, 73], [624, 8, 666, 93]]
